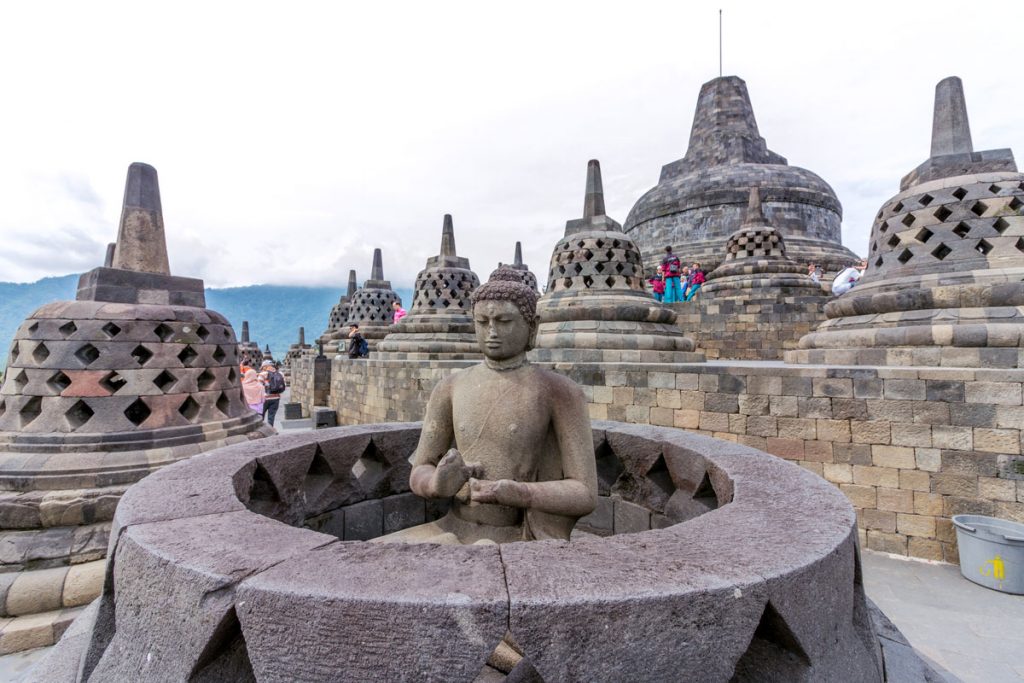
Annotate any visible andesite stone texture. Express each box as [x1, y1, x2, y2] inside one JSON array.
[[623, 75, 860, 275], [531, 160, 702, 363], [376, 215, 482, 360], [0, 162, 272, 653], [674, 187, 829, 360], [345, 249, 402, 352], [789, 76, 1024, 368], [29, 421, 943, 682]]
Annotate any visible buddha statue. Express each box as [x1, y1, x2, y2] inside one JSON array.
[[376, 267, 597, 546]]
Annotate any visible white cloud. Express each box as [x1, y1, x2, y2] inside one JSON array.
[[0, 0, 1021, 288]]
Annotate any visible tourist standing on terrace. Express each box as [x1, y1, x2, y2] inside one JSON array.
[[392, 300, 407, 324], [647, 265, 666, 302], [683, 262, 705, 301], [259, 360, 285, 426], [241, 368, 265, 414], [661, 246, 683, 302]]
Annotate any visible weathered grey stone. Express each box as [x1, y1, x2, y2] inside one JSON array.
[[236, 542, 508, 682], [624, 76, 858, 274], [790, 76, 1024, 369], [88, 510, 331, 681], [531, 160, 701, 364]]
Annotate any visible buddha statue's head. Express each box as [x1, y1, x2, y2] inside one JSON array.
[[470, 267, 540, 362]]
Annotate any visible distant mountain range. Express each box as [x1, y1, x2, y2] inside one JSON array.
[[0, 274, 413, 370]]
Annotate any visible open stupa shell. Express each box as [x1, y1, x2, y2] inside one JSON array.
[[33, 421, 893, 682]]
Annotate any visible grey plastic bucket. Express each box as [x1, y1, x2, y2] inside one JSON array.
[[952, 515, 1024, 594]]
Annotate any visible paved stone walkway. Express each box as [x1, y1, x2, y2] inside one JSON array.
[[863, 549, 1024, 682]]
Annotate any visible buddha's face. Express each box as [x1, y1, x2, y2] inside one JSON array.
[[473, 300, 533, 361]]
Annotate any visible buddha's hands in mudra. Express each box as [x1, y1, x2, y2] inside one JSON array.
[[467, 478, 531, 508], [428, 449, 484, 498]]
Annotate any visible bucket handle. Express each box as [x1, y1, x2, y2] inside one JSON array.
[[952, 519, 976, 533], [1005, 534, 1024, 543]]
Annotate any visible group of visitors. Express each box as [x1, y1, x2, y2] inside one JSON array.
[[346, 300, 407, 359], [647, 246, 705, 303], [240, 357, 286, 426]]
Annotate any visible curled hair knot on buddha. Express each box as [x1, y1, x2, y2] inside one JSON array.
[[471, 266, 539, 322]]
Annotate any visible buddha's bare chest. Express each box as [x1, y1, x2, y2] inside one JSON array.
[[450, 371, 551, 478]]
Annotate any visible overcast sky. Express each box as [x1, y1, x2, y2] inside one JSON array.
[[2, 1, 1022, 291]]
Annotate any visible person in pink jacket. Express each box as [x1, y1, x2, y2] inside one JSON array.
[[392, 301, 407, 324]]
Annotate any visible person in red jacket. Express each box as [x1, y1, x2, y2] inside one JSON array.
[[683, 262, 705, 302], [661, 246, 683, 303], [647, 265, 667, 302]]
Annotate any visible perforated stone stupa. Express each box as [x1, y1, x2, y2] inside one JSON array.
[[675, 187, 828, 360], [497, 241, 539, 292], [789, 77, 1024, 368], [237, 320, 262, 365], [623, 75, 859, 274], [531, 160, 702, 363], [282, 326, 312, 374], [376, 215, 481, 359], [0, 162, 272, 652], [320, 270, 357, 355], [345, 249, 401, 352]]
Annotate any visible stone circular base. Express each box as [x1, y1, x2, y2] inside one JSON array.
[[785, 345, 1024, 368], [530, 348, 705, 363], [40, 421, 885, 681]]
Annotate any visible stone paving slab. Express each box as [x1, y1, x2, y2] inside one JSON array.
[[862, 549, 1024, 682]]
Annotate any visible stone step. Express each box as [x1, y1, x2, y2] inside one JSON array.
[[0, 522, 110, 572], [0, 559, 104, 619], [0, 603, 87, 655]]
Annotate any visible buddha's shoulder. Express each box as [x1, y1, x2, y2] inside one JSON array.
[[527, 364, 585, 398]]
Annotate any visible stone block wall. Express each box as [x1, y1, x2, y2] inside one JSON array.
[[322, 356, 1024, 564], [329, 357, 473, 425], [673, 295, 826, 360], [290, 354, 334, 413], [572, 362, 1024, 564]]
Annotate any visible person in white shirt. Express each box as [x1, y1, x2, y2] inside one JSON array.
[[832, 260, 867, 296]]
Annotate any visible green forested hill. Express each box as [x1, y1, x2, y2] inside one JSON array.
[[0, 274, 413, 369]]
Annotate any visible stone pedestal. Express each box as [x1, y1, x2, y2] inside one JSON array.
[[531, 160, 702, 363], [789, 77, 1024, 368]]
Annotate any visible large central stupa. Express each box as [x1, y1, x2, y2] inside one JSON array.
[[623, 75, 860, 273]]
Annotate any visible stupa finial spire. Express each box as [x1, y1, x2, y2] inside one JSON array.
[[347, 269, 358, 297], [582, 159, 606, 219], [742, 186, 768, 227], [440, 214, 457, 257], [111, 162, 170, 275], [298, 327, 305, 346], [371, 248, 384, 280], [514, 242, 524, 267], [241, 321, 250, 343], [930, 76, 973, 158]]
